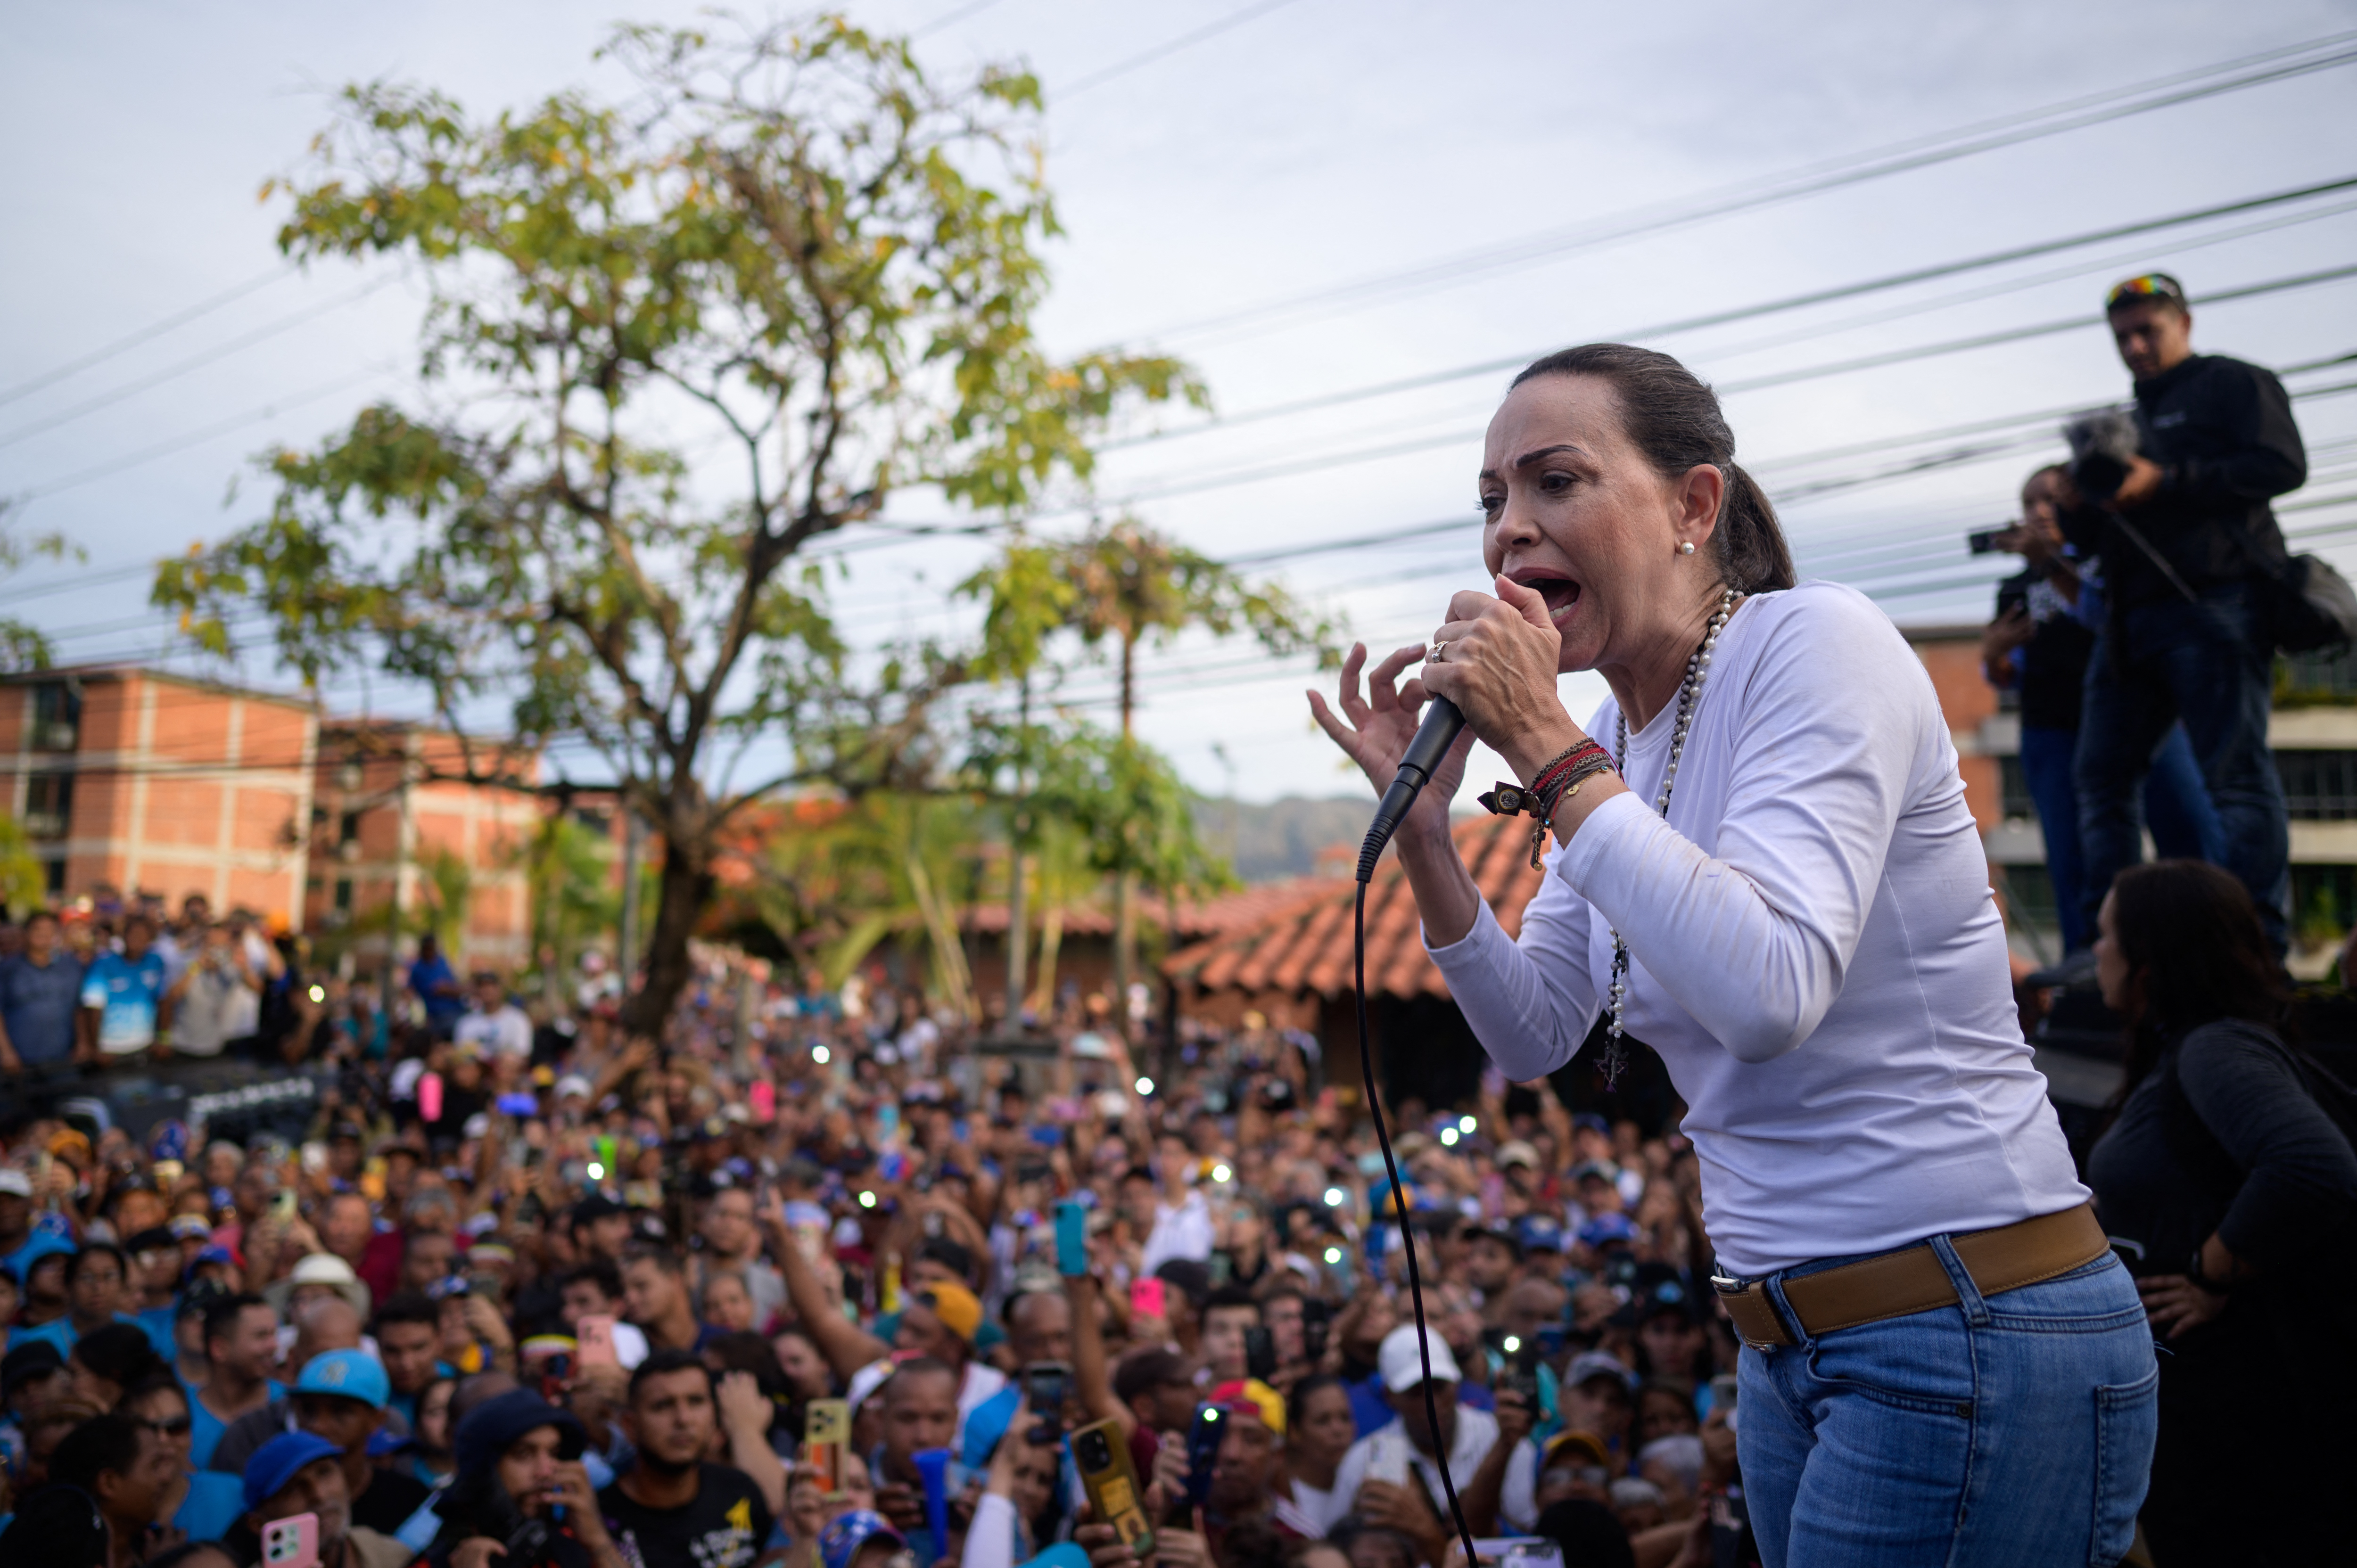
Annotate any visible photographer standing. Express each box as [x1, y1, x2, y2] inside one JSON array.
[[2069, 272, 2308, 952], [1982, 463, 2217, 954]]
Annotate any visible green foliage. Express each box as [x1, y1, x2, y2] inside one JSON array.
[[149, 12, 1197, 1031], [0, 501, 87, 674], [519, 812, 621, 982], [1030, 723, 1235, 903], [0, 813, 47, 919], [1057, 516, 1339, 721], [416, 846, 474, 955], [757, 791, 986, 1004]]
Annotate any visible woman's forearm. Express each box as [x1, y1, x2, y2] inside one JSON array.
[[1396, 819, 1484, 948]]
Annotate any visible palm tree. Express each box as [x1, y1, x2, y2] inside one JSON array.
[[1055, 518, 1332, 1026]]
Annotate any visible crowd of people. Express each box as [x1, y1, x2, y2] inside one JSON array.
[[0, 269, 2346, 1568], [0, 882, 1755, 1568]]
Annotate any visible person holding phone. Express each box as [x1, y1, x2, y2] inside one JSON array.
[[421, 1388, 622, 1568], [958, 1396, 1064, 1568], [235, 1430, 411, 1568]]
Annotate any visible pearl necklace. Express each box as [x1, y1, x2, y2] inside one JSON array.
[[1602, 586, 1740, 1086]]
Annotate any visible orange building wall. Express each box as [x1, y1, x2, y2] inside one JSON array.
[[305, 725, 541, 975], [1, 670, 316, 918], [1908, 632, 2004, 831]]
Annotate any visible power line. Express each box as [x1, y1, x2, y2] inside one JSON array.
[[1061, 0, 1307, 98], [0, 264, 294, 413], [1119, 31, 2357, 345], [1714, 263, 2357, 396], [1094, 271, 2357, 509], [0, 275, 404, 454], [911, 0, 1008, 40], [1105, 178, 2357, 453], [12, 362, 400, 503]]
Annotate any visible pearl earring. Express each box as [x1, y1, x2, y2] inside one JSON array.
[[1677, 541, 1696, 556]]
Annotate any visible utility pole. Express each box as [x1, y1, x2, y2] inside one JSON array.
[[617, 804, 644, 993], [1003, 674, 1031, 1033], [378, 737, 416, 1018]]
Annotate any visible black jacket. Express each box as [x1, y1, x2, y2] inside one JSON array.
[[2064, 353, 2307, 613]]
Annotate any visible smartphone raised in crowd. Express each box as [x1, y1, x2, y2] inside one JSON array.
[[1129, 1276, 1167, 1320], [262, 1512, 321, 1568], [805, 1397, 850, 1493], [1072, 1418, 1153, 1556], [1054, 1200, 1088, 1278], [1175, 1404, 1224, 1523], [575, 1315, 618, 1368]]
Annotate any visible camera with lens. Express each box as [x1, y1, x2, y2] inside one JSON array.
[[2063, 408, 2141, 506]]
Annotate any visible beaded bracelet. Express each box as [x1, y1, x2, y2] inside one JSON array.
[[1478, 746, 1618, 869]]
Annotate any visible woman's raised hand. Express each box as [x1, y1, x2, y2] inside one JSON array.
[[1307, 640, 1475, 838]]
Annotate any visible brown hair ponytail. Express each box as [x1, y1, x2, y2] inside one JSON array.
[[1510, 344, 1797, 595]]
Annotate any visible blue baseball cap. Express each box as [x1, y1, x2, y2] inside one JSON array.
[[820, 1510, 906, 1568], [1515, 1215, 1566, 1254], [453, 1389, 586, 1477], [1578, 1213, 1637, 1248], [244, 1430, 345, 1510], [294, 1348, 389, 1410]]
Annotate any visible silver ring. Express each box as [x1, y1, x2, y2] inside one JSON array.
[[1428, 640, 1447, 663]]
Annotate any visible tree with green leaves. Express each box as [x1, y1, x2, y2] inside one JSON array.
[[150, 14, 1197, 1039], [0, 813, 46, 918], [1051, 517, 1333, 1019], [955, 537, 1075, 1026], [0, 501, 85, 673], [518, 811, 622, 1005]]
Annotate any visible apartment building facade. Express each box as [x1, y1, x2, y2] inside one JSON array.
[[1904, 627, 2357, 969], [0, 668, 542, 975], [304, 722, 541, 973], [0, 667, 317, 918]]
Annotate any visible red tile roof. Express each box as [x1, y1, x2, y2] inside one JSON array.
[[1164, 813, 1545, 1001], [956, 875, 1347, 943]]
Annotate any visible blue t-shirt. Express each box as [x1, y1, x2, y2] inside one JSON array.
[[138, 1305, 180, 1363], [409, 954, 464, 1025], [81, 949, 166, 1052], [1345, 1370, 1393, 1438], [186, 1376, 286, 1472], [0, 952, 84, 1064], [13, 1311, 140, 1358], [1, 1230, 75, 1289], [175, 1470, 246, 1541]]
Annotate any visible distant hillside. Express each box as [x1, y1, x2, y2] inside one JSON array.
[[1197, 794, 1372, 883]]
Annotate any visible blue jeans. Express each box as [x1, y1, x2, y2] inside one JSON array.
[[2074, 582, 2289, 952], [2020, 722, 2218, 953], [1737, 1246, 2157, 1567]]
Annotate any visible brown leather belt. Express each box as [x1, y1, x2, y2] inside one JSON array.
[[1712, 1204, 2110, 1350]]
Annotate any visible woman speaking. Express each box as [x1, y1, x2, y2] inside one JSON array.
[[1309, 344, 2157, 1566]]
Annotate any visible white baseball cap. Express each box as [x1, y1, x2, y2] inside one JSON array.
[[0, 1169, 30, 1198], [1377, 1322, 1462, 1393]]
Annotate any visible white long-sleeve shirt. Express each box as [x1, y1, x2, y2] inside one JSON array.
[[1427, 583, 2086, 1277]]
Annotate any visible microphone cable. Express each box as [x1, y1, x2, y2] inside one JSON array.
[[1354, 877, 1481, 1568]]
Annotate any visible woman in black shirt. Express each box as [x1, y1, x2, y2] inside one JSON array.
[[2086, 860, 2357, 1564]]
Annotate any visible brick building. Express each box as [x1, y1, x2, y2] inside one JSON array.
[[0, 667, 543, 977], [0, 667, 316, 917], [1902, 627, 2357, 969], [305, 722, 541, 974]]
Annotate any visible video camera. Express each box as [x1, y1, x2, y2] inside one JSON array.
[[2062, 407, 2141, 506]]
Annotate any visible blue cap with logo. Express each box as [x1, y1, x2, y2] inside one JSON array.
[[821, 1510, 907, 1568], [244, 1429, 345, 1510], [294, 1347, 389, 1410]]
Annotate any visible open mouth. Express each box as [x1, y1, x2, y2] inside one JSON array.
[[1510, 567, 1582, 620]]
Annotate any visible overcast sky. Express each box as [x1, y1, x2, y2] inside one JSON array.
[[4, 0, 2355, 806]]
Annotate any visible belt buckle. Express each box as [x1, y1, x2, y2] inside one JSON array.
[[1711, 1272, 1792, 1351]]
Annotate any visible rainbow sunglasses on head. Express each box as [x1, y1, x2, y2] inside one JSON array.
[[2106, 272, 2187, 310]]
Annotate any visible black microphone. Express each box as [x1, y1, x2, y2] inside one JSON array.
[[1355, 697, 1465, 883]]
